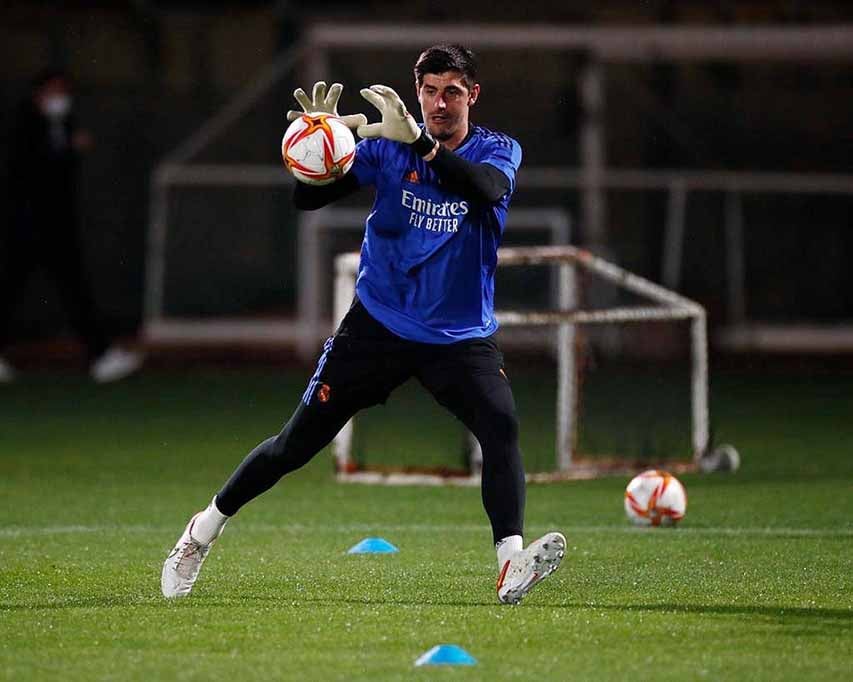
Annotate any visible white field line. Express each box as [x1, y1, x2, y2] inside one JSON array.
[[0, 523, 851, 539]]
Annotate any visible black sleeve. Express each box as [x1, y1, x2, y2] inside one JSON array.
[[292, 172, 361, 211], [428, 147, 511, 204], [409, 131, 511, 204]]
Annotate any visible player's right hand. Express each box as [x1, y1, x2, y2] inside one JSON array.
[[286, 81, 367, 131]]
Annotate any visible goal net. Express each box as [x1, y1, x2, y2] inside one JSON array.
[[332, 246, 708, 484]]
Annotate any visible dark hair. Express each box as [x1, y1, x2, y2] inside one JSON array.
[[414, 44, 478, 91]]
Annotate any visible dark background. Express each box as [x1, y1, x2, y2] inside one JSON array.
[[1, 0, 852, 346]]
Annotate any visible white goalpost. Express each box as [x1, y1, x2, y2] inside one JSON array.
[[332, 245, 709, 484]]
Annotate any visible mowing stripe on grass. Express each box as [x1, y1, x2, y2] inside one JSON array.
[[1, 523, 851, 538]]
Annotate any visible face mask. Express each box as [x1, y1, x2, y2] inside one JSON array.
[[42, 95, 71, 119]]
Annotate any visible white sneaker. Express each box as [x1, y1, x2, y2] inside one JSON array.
[[90, 346, 143, 383], [497, 531, 566, 605], [161, 513, 224, 598], [0, 356, 15, 383]]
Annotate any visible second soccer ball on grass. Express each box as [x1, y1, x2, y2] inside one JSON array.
[[624, 470, 687, 527], [281, 113, 356, 185]]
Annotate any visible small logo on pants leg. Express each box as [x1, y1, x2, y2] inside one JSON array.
[[317, 383, 331, 403]]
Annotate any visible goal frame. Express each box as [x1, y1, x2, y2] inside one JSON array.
[[333, 245, 709, 484]]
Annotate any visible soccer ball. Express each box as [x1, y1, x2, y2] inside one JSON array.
[[698, 443, 741, 473], [281, 113, 356, 185], [624, 469, 687, 527]]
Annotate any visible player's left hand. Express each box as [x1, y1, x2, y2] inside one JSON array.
[[357, 84, 421, 144], [286, 81, 367, 131]]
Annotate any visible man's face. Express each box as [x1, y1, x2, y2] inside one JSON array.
[[416, 71, 480, 142]]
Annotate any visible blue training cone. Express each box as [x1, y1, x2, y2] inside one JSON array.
[[414, 644, 477, 667], [347, 537, 399, 554]]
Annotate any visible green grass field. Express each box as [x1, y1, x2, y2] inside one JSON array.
[[1, 365, 852, 680]]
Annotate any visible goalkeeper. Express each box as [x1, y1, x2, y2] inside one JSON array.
[[162, 44, 565, 605]]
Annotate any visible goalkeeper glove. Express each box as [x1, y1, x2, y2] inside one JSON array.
[[286, 81, 367, 130], [358, 84, 438, 158]]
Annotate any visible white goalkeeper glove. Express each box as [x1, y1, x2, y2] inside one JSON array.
[[357, 84, 423, 144], [358, 84, 439, 157], [286, 81, 367, 131]]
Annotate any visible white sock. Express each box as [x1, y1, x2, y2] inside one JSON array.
[[495, 535, 523, 571], [190, 496, 229, 545]]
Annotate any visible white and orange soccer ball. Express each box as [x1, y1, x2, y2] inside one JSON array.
[[281, 113, 356, 185], [624, 469, 687, 527]]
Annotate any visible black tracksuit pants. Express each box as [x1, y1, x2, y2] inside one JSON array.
[[217, 299, 525, 544]]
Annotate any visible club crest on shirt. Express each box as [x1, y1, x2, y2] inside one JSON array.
[[317, 383, 331, 403]]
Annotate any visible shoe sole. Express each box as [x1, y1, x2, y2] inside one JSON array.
[[500, 532, 567, 605]]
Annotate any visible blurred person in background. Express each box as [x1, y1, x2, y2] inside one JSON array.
[[0, 69, 142, 383]]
